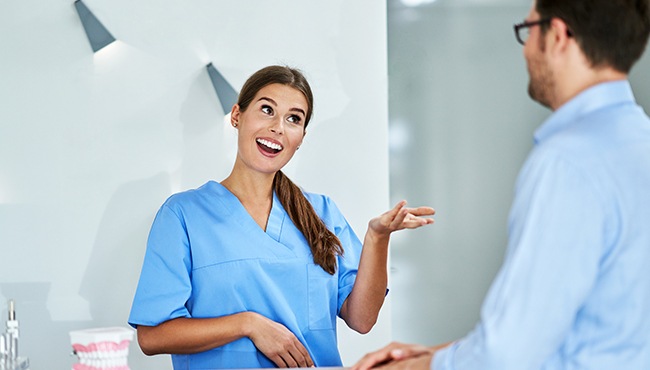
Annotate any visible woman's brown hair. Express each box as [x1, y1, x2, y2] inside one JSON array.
[[237, 65, 344, 274]]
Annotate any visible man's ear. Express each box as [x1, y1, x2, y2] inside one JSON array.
[[549, 17, 573, 53]]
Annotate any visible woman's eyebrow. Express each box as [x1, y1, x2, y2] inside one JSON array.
[[289, 107, 306, 116], [257, 96, 277, 106]]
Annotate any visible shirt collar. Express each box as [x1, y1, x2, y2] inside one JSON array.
[[534, 80, 635, 144]]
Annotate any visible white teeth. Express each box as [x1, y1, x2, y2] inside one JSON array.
[[257, 138, 283, 151]]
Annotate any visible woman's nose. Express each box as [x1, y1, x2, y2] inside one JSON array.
[[269, 117, 284, 134]]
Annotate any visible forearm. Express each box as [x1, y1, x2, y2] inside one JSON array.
[[137, 312, 257, 355], [341, 229, 390, 333], [342, 201, 434, 333]]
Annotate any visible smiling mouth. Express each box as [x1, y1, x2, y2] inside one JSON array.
[[257, 138, 283, 154]]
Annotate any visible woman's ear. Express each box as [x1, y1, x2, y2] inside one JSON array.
[[231, 104, 241, 127]]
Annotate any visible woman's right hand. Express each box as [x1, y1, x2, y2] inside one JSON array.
[[247, 312, 314, 368]]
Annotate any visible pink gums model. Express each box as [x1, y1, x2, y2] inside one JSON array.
[[70, 327, 134, 370]]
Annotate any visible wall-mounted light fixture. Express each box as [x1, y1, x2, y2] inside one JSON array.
[[74, 0, 116, 53], [206, 63, 238, 114]]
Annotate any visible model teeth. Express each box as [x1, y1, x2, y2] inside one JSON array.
[[257, 138, 283, 151]]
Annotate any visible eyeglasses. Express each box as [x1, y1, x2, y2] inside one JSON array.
[[513, 18, 551, 45]]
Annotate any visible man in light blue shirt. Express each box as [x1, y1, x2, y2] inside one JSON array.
[[353, 0, 650, 369]]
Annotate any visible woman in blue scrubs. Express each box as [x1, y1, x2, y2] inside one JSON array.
[[128, 65, 434, 369]]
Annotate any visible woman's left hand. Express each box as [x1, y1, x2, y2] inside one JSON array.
[[368, 200, 435, 240]]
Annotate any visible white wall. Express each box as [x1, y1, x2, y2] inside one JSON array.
[[0, 1, 389, 368]]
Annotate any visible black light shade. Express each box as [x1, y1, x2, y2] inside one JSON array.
[[206, 63, 239, 114], [74, 0, 116, 53]]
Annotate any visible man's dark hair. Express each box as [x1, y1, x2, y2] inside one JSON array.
[[537, 0, 650, 73]]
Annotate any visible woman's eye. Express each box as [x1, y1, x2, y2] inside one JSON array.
[[261, 105, 273, 115], [287, 115, 302, 124]]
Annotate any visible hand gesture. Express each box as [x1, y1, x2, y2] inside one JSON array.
[[248, 314, 314, 368], [368, 201, 435, 240]]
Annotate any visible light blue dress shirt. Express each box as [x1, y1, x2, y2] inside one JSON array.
[[128, 181, 362, 369], [433, 81, 650, 369]]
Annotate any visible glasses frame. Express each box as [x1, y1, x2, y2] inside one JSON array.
[[513, 18, 551, 45]]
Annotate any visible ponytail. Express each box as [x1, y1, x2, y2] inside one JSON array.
[[273, 171, 343, 274]]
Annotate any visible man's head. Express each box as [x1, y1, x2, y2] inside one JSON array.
[[520, 0, 650, 109], [535, 0, 650, 74]]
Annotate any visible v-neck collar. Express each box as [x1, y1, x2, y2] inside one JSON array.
[[210, 181, 287, 245], [266, 192, 285, 242]]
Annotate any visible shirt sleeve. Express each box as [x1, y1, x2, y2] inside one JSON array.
[[433, 149, 607, 369], [335, 222, 362, 315], [128, 202, 193, 328], [316, 195, 363, 315]]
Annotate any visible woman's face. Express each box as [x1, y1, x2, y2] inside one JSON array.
[[231, 83, 308, 175]]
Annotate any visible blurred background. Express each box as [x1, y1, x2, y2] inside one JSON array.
[[387, 0, 650, 348]]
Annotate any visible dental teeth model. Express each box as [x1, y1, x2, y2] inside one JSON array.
[[69, 327, 134, 370]]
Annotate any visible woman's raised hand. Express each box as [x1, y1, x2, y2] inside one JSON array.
[[368, 201, 435, 239]]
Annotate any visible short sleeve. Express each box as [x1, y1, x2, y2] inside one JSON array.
[[128, 203, 193, 328], [315, 196, 363, 315]]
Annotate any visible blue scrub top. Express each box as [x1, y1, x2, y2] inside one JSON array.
[[128, 181, 362, 369]]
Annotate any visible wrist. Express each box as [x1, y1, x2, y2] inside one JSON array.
[[365, 227, 391, 245], [239, 311, 259, 338]]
